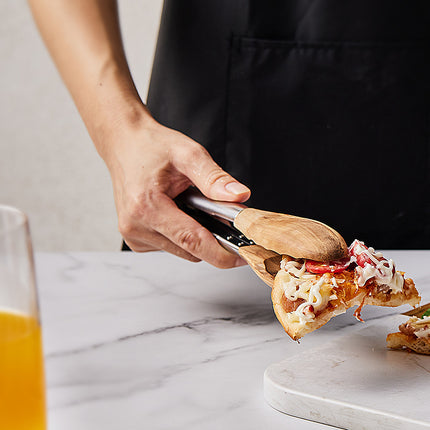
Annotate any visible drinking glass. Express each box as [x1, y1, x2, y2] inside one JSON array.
[[0, 205, 46, 429]]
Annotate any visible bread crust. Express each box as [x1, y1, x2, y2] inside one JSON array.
[[272, 294, 348, 340], [386, 332, 430, 355], [272, 271, 365, 340], [364, 278, 420, 308]]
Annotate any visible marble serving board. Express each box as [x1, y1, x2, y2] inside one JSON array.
[[264, 314, 430, 430]]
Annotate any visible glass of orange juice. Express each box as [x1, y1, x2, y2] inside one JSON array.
[[0, 205, 46, 429]]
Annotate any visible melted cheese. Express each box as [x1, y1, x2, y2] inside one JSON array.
[[280, 259, 306, 278], [415, 328, 430, 338], [279, 239, 409, 330], [406, 316, 430, 339], [295, 275, 333, 324], [413, 315, 430, 326], [280, 258, 337, 324], [350, 240, 404, 293]]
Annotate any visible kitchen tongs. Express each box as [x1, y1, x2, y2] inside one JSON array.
[[402, 302, 430, 318], [176, 200, 281, 287], [176, 188, 349, 287]]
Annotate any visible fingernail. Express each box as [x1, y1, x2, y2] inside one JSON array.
[[225, 182, 250, 195]]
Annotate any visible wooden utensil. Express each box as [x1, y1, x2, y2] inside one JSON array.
[[175, 201, 282, 288], [180, 188, 348, 262], [237, 244, 281, 288], [402, 302, 430, 318]]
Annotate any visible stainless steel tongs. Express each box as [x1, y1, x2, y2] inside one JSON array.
[[176, 187, 349, 262], [176, 190, 254, 254]]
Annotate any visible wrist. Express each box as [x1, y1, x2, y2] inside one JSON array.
[[95, 101, 156, 166], [87, 79, 156, 162]]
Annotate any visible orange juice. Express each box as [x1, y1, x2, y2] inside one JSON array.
[[0, 310, 46, 429]]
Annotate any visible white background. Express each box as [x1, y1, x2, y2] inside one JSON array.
[[0, 1, 163, 251]]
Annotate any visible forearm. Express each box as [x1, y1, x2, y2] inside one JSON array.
[[28, 0, 152, 161], [29, 0, 251, 267]]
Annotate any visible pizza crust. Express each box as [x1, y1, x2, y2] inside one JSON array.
[[364, 278, 420, 308], [386, 332, 430, 355], [272, 271, 365, 340], [272, 293, 348, 340]]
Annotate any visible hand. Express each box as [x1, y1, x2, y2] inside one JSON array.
[[104, 114, 251, 268], [28, 0, 249, 267]]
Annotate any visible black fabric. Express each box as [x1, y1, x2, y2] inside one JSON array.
[[121, 241, 131, 251], [146, 0, 430, 248]]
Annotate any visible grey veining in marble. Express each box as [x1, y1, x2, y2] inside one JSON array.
[[35, 251, 430, 430]]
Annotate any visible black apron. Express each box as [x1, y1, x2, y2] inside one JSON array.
[[146, 0, 430, 249]]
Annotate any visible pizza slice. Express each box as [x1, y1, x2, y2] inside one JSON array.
[[272, 239, 420, 340], [387, 307, 430, 355]]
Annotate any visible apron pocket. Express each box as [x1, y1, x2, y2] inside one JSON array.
[[225, 37, 430, 247]]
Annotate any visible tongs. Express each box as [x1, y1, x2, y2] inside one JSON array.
[[176, 188, 348, 287], [402, 303, 430, 317]]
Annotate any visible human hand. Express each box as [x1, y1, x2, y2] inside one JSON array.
[[104, 114, 250, 268], [29, 0, 249, 267]]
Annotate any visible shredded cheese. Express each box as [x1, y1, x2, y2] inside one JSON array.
[[350, 240, 404, 293], [415, 328, 430, 338], [279, 238, 408, 329], [280, 257, 337, 324], [403, 316, 430, 339], [412, 315, 430, 326], [280, 259, 306, 278]]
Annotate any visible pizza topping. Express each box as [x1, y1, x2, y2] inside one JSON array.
[[304, 240, 404, 293], [349, 239, 404, 293], [399, 316, 430, 339], [411, 315, 430, 326], [416, 329, 430, 338], [353, 295, 367, 322], [280, 258, 307, 278], [280, 258, 338, 323], [415, 328, 430, 338], [349, 240, 383, 267], [305, 257, 351, 274], [274, 241, 418, 341], [294, 274, 334, 323], [399, 322, 416, 337], [277, 240, 410, 330], [280, 296, 305, 313]]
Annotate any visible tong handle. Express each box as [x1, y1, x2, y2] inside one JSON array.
[[180, 188, 245, 222], [176, 190, 254, 255]]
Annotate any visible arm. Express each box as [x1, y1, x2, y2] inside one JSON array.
[[29, 0, 250, 267]]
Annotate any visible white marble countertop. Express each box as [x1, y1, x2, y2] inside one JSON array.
[[35, 251, 430, 430]]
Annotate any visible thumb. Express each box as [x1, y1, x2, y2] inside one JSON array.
[[176, 144, 251, 202]]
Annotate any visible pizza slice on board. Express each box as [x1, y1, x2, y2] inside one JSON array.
[[387, 304, 430, 355]]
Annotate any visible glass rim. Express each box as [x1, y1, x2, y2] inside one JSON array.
[[0, 204, 29, 238]]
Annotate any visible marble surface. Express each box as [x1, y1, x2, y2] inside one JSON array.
[[35, 251, 430, 430], [265, 315, 430, 429]]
